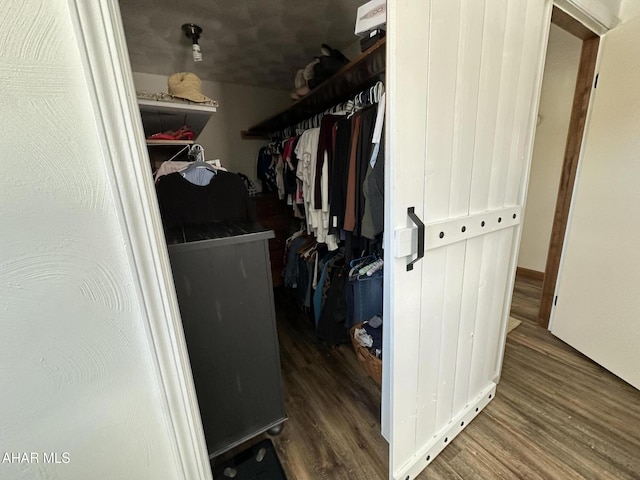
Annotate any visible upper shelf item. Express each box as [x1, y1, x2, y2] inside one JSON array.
[[138, 98, 217, 143], [242, 38, 385, 138]]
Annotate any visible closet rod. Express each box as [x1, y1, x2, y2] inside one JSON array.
[[272, 81, 385, 140], [241, 38, 386, 139]]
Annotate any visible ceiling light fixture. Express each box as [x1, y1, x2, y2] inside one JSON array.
[[182, 23, 203, 62]]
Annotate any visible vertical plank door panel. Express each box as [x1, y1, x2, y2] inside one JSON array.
[[384, 0, 431, 469], [450, 0, 487, 417], [386, 0, 552, 478], [414, 0, 463, 452]]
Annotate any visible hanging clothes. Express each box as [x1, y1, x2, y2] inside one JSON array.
[[361, 126, 385, 239], [155, 171, 255, 229], [329, 115, 352, 235], [313, 249, 343, 326], [343, 112, 362, 233], [314, 114, 342, 209], [295, 128, 339, 250], [317, 264, 349, 345], [154, 160, 227, 183], [354, 105, 378, 237], [266, 83, 386, 343], [274, 153, 285, 199], [257, 147, 278, 192]]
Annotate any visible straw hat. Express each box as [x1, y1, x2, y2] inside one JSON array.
[[167, 72, 212, 103]]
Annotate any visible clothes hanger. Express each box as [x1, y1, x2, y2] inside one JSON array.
[[179, 146, 216, 186], [182, 161, 215, 174], [348, 93, 362, 119], [182, 145, 216, 174], [165, 144, 190, 163], [373, 81, 385, 103]]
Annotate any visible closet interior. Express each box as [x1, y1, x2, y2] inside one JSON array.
[[120, 0, 389, 476]]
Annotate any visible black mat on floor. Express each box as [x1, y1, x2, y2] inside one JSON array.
[[212, 439, 287, 480]]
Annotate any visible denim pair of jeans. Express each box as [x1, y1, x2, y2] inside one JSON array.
[[347, 269, 383, 328]]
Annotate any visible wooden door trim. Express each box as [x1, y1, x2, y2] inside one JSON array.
[[551, 7, 598, 40], [538, 33, 600, 328], [516, 267, 545, 282]]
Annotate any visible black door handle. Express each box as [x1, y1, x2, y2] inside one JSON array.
[[407, 207, 425, 271]]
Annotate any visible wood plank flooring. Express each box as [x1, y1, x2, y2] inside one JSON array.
[[510, 274, 543, 325], [218, 277, 640, 479]]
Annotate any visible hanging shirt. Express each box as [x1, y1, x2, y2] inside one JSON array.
[[256, 147, 277, 192], [329, 116, 352, 234], [274, 154, 285, 199], [344, 113, 362, 232], [295, 128, 338, 251], [370, 92, 386, 167], [314, 115, 342, 209], [295, 127, 321, 232], [154, 160, 227, 183], [354, 106, 378, 237], [361, 127, 385, 239], [155, 171, 255, 229], [181, 166, 215, 186]]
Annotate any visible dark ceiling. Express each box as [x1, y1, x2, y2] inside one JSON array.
[[119, 0, 364, 90]]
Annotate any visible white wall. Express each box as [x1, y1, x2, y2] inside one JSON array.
[[0, 2, 183, 478], [619, 0, 640, 23], [551, 14, 640, 389], [517, 24, 582, 272], [598, 0, 624, 17], [132, 72, 290, 188]]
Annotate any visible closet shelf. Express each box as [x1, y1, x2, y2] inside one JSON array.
[[241, 38, 386, 138], [146, 139, 195, 146], [137, 98, 217, 141]]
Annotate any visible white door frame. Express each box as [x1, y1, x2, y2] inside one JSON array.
[[554, 0, 619, 34], [68, 1, 619, 480], [67, 1, 211, 479]]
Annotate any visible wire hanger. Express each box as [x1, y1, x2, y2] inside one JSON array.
[[180, 144, 217, 186], [166, 144, 190, 163], [182, 144, 216, 173], [273, 80, 386, 137]]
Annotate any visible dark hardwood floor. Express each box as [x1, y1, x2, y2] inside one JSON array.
[[510, 274, 543, 325], [219, 276, 640, 479]]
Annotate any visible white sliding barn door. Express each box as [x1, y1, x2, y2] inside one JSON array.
[[383, 1, 552, 478]]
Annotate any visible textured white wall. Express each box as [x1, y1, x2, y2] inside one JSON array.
[[598, 0, 624, 17], [620, 0, 640, 23], [133, 72, 290, 189], [551, 15, 640, 389], [517, 24, 582, 272], [0, 1, 182, 478]]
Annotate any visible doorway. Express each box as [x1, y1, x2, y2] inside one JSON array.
[[65, 3, 604, 478], [511, 6, 599, 329]]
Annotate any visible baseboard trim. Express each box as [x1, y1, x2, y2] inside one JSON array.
[[516, 266, 545, 281]]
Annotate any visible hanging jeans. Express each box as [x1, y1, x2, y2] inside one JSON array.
[[347, 269, 383, 328]]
